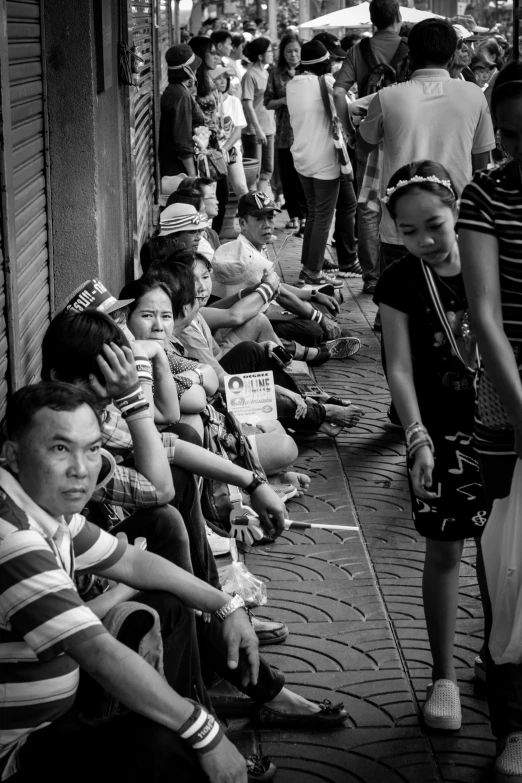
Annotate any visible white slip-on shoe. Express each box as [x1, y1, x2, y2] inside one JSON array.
[[423, 679, 462, 731], [496, 733, 522, 783], [206, 525, 231, 557]]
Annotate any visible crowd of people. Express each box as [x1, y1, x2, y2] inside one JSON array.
[[0, 1, 521, 782]]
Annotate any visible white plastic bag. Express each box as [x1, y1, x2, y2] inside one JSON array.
[[221, 561, 267, 607], [483, 458, 522, 665]]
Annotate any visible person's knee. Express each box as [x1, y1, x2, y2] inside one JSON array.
[[278, 435, 298, 467], [426, 539, 463, 572], [147, 505, 190, 550]]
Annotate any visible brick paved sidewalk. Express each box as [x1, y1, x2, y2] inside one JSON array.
[[218, 210, 494, 781]]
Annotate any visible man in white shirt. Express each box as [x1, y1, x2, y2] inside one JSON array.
[[357, 18, 495, 268]]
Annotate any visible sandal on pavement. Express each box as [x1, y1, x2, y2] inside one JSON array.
[[496, 733, 522, 783], [423, 679, 461, 731], [337, 260, 363, 278], [302, 346, 331, 366], [268, 482, 298, 503], [247, 755, 277, 781], [326, 337, 361, 359], [251, 699, 347, 730], [323, 258, 339, 273]]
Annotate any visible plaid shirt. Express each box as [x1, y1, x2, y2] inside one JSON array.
[[95, 410, 178, 509], [265, 66, 295, 149]]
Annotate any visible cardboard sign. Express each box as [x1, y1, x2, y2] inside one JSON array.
[[224, 371, 277, 424]]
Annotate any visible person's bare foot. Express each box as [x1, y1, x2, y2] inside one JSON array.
[[264, 687, 321, 715], [319, 404, 364, 436], [280, 471, 311, 495]]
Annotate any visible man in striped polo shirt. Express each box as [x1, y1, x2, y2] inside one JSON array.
[[0, 382, 257, 783]]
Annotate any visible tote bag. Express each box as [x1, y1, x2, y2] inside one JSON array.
[[482, 459, 522, 665]]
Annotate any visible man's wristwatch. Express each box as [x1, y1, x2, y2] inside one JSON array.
[[310, 289, 319, 302], [214, 593, 246, 622], [244, 470, 268, 495]]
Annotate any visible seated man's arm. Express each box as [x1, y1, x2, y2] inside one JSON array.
[[202, 279, 278, 330], [356, 93, 384, 155], [69, 633, 248, 780]]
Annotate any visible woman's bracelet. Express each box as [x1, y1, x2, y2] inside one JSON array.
[[407, 434, 435, 461], [195, 367, 205, 386], [134, 356, 153, 387], [178, 702, 224, 755]]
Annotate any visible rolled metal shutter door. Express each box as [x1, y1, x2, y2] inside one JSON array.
[[0, 243, 9, 420], [157, 0, 171, 93], [131, 1, 155, 251], [7, 0, 52, 386]]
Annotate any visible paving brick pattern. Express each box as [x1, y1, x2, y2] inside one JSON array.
[[221, 213, 495, 781]]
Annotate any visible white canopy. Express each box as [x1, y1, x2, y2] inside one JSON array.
[[299, 1, 439, 29]]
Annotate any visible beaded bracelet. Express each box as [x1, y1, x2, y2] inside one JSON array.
[[114, 381, 149, 419], [407, 434, 435, 461], [178, 702, 224, 755], [134, 356, 153, 387]]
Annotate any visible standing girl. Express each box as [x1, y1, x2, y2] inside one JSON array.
[[459, 62, 522, 782], [264, 33, 307, 232], [374, 159, 486, 731], [241, 38, 276, 194]]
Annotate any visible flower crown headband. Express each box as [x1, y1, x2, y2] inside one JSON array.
[[382, 175, 455, 204]]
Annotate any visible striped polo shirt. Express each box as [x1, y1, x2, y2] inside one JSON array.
[[458, 160, 522, 456], [0, 468, 126, 778]]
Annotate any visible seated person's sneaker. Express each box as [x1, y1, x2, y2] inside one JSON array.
[[496, 733, 522, 783], [206, 525, 231, 557], [298, 269, 345, 289], [250, 616, 289, 645], [423, 679, 461, 731], [326, 337, 361, 359]]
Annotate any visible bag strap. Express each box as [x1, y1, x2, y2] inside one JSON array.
[[388, 39, 409, 70], [359, 37, 379, 71], [420, 261, 477, 372]]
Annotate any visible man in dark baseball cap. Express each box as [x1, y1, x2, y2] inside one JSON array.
[[237, 191, 282, 218]]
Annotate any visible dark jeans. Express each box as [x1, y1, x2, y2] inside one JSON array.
[[220, 341, 325, 431], [213, 175, 229, 236], [478, 451, 522, 739], [299, 173, 339, 273], [112, 505, 193, 575], [333, 175, 357, 269], [242, 134, 275, 183], [278, 147, 306, 220], [356, 146, 381, 285]]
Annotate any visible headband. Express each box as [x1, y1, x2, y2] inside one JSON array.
[[168, 53, 196, 70], [382, 175, 455, 204], [301, 51, 330, 65]]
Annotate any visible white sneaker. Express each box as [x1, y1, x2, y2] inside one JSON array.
[[423, 679, 462, 731], [206, 526, 231, 557], [496, 733, 522, 782]]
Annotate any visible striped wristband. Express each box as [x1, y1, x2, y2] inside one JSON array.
[[178, 703, 224, 755], [114, 381, 149, 419], [257, 282, 275, 305], [134, 356, 153, 386], [310, 308, 324, 325]]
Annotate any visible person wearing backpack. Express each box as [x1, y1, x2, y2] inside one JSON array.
[[334, 0, 407, 295], [356, 19, 495, 270]]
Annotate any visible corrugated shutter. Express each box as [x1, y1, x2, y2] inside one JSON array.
[[131, 1, 156, 250], [0, 238, 9, 420], [7, 0, 51, 386], [157, 0, 171, 93]]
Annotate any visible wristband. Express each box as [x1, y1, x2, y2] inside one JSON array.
[[114, 381, 149, 419], [195, 367, 205, 386], [134, 356, 153, 387], [310, 308, 324, 325], [310, 289, 319, 302], [257, 282, 275, 305], [178, 702, 224, 754], [238, 289, 243, 300]]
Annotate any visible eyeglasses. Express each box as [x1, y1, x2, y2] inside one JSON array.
[[456, 39, 469, 50]]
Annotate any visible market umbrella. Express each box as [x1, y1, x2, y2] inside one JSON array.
[[299, 1, 439, 29]]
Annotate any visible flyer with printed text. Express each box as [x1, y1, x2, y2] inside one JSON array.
[[224, 371, 277, 424]]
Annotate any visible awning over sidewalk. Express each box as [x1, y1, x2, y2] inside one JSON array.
[[299, 1, 440, 29]]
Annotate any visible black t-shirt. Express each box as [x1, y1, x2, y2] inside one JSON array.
[[374, 254, 475, 431]]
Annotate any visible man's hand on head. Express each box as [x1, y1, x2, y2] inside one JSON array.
[[92, 342, 139, 400]]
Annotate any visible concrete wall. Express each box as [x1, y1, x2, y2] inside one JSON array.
[[44, 0, 128, 308]]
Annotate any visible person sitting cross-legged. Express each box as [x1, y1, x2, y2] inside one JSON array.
[[212, 192, 361, 360]]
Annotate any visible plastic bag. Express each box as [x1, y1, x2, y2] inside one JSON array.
[[483, 458, 522, 664], [221, 561, 267, 607]]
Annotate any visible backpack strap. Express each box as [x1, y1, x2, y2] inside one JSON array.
[[389, 38, 409, 70]]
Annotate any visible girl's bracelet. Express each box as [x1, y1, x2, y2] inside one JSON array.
[[114, 381, 149, 419]]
